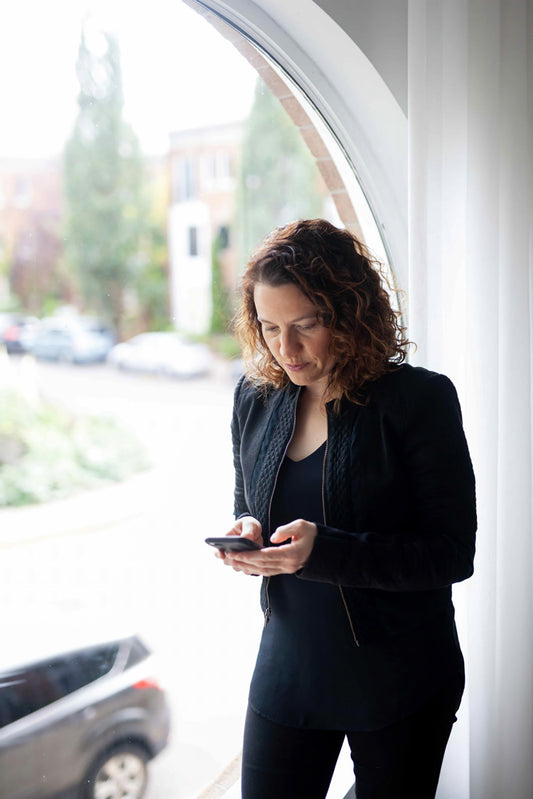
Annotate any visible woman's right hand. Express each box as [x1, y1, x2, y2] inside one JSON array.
[[214, 516, 263, 561], [231, 515, 263, 543]]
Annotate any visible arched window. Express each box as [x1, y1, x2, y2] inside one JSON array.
[[186, 0, 405, 321], [0, 4, 410, 799]]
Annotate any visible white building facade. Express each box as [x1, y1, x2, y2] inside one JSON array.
[[167, 122, 242, 335]]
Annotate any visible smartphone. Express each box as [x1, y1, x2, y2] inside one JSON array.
[[205, 536, 261, 552]]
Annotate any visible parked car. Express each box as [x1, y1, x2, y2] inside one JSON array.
[[108, 331, 213, 378], [0, 633, 170, 799], [0, 315, 40, 354], [31, 317, 116, 364], [0, 313, 16, 337]]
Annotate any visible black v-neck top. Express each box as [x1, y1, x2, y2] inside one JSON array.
[[248, 442, 464, 731]]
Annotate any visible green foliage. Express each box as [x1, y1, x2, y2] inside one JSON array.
[[132, 179, 171, 332], [208, 333, 241, 360], [0, 240, 10, 287], [63, 27, 146, 334], [235, 79, 325, 268], [0, 389, 149, 507], [133, 258, 169, 332], [210, 231, 233, 335]]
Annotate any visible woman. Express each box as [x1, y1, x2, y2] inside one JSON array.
[[217, 219, 476, 799]]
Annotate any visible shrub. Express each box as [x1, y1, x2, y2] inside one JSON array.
[[0, 388, 149, 507], [209, 333, 242, 360]]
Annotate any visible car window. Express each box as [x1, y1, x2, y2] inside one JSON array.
[[82, 321, 109, 334], [0, 642, 119, 727], [0, 667, 58, 727], [124, 636, 150, 669], [44, 642, 120, 696]]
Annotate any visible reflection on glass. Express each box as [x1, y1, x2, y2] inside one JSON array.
[[0, 3, 392, 797], [0, 635, 169, 799]]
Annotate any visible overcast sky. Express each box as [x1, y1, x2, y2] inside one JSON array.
[[0, 0, 257, 159]]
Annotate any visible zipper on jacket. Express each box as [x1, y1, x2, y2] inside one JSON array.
[[321, 422, 360, 647], [263, 582, 271, 627], [263, 388, 301, 627], [338, 586, 360, 647]]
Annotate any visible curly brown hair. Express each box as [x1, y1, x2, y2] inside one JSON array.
[[233, 218, 410, 404]]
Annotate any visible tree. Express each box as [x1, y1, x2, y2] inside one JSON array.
[[125, 163, 171, 335], [235, 79, 325, 270], [210, 230, 233, 335], [10, 219, 64, 314], [63, 24, 145, 335]]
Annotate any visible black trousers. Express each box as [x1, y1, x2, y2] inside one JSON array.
[[241, 681, 463, 799]]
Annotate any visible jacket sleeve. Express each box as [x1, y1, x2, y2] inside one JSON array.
[[299, 374, 477, 592], [231, 376, 251, 519]]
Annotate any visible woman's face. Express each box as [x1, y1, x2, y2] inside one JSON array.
[[253, 281, 335, 394]]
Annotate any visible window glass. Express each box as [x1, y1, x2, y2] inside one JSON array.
[[45, 643, 120, 696], [181, 157, 196, 201], [218, 225, 230, 249], [0, 667, 57, 726], [188, 225, 199, 256], [124, 636, 150, 668], [0, 1, 395, 794], [0, 643, 119, 727]]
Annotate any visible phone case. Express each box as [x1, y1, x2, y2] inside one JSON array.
[[205, 537, 261, 552]]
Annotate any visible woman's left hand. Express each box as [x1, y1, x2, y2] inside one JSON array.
[[224, 519, 317, 576]]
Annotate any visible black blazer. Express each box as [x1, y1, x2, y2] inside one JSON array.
[[231, 364, 476, 645]]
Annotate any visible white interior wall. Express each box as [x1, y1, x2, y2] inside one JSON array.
[[313, 0, 408, 114], [193, 3, 533, 798]]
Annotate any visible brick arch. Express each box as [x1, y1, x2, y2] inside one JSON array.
[[183, 0, 366, 243]]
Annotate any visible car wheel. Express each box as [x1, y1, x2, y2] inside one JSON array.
[[83, 743, 149, 799]]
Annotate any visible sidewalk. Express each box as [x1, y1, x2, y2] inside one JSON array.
[[0, 470, 357, 799], [0, 468, 159, 548]]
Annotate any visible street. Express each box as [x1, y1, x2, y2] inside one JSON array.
[[0, 359, 262, 798]]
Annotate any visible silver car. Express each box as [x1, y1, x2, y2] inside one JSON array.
[[31, 317, 116, 364], [107, 332, 212, 378], [0, 634, 170, 799]]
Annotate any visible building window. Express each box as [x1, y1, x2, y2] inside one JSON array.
[[217, 225, 230, 249], [171, 158, 181, 204], [14, 176, 32, 209], [200, 150, 235, 192], [202, 154, 217, 183], [187, 226, 199, 256], [216, 150, 232, 180], [180, 157, 196, 201]]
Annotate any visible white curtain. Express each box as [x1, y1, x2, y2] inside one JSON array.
[[408, 1, 533, 797]]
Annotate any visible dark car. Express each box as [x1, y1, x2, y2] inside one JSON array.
[[31, 317, 116, 364], [0, 315, 40, 354], [0, 634, 170, 799]]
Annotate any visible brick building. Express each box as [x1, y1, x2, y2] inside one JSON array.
[[0, 158, 64, 311], [167, 121, 242, 334]]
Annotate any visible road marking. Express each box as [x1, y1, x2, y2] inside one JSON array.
[[193, 753, 242, 799]]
